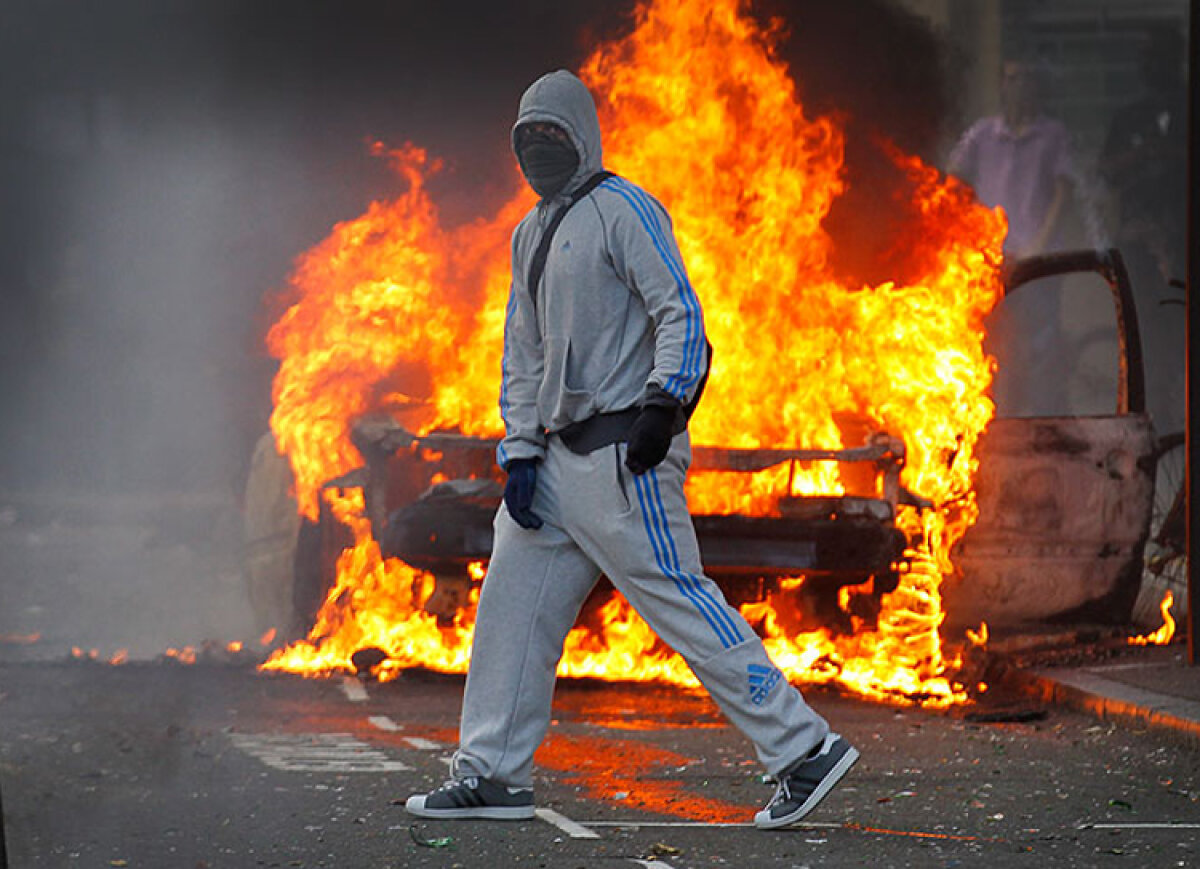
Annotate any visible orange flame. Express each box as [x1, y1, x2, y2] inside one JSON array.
[[264, 489, 478, 680], [166, 646, 197, 665], [1129, 591, 1176, 646], [965, 621, 989, 647], [261, 0, 1005, 707]]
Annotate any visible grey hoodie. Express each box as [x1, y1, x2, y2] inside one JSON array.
[[498, 70, 709, 467]]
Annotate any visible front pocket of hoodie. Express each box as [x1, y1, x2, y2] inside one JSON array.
[[538, 335, 594, 424]]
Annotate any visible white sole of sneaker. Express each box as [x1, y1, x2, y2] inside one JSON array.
[[404, 796, 536, 820], [754, 745, 860, 830]]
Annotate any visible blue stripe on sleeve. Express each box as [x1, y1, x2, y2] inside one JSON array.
[[617, 180, 705, 399], [605, 179, 704, 402], [606, 179, 697, 401]]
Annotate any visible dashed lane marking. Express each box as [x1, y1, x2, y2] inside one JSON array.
[[535, 808, 601, 839], [340, 677, 369, 703], [231, 732, 411, 772], [402, 737, 443, 750], [368, 715, 402, 732]]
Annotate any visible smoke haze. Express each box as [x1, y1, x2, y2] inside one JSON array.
[[0, 0, 957, 657]]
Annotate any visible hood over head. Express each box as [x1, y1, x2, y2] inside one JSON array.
[[512, 70, 604, 197]]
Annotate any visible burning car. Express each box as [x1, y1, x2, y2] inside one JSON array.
[[240, 0, 1166, 706], [268, 421, 911, 635], [244, 244, 1161, 705]]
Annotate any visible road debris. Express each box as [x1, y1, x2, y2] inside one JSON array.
[[408, 825, 454, 849]]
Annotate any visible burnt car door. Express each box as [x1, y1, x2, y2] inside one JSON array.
[[945, 249, 1156, 628]]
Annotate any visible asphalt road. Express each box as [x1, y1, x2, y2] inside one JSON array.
[[1, 659, 1199, 869], [1, 497, 1199, 867]]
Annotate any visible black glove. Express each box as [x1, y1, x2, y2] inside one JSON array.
[[625, 404, 678, 475], [503, 458, 543, 529]]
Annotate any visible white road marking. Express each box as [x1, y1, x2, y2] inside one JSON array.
[[535, 808, 601, 839], [1084, 662, 1169, 672], [231, 732, 410, 772], [340, 677, 369, 702], [1081, 823, 1200, 830], [628, 861, 676, 869], [402, 737, 443, 750], [368, 715, 401, 732]]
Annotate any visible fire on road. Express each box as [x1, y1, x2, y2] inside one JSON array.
[[1, 660, 1197, 868]]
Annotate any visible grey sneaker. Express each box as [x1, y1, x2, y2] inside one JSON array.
[[404, 776, 535, 820], [754, 733, 859, 829]]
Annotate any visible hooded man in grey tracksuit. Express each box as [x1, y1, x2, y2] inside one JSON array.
[[406, 69, 857, 830]]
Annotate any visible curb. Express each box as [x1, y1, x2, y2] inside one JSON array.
[[1008, 666, 1200, 747]]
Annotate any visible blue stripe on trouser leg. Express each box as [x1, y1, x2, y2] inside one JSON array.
[[458, 436, 831, 785], [646, 467, 744, 644], [640, 468, 743, 646], [632, 469, 739, 648], [572, 438, 830, 775]]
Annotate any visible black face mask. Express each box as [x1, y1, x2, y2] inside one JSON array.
[[516, 131, 580, 199]]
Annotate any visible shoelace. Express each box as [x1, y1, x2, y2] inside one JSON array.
[[771, 777, 793, 805], [434, 776, 478, 793], [770, 739, 828, 805]]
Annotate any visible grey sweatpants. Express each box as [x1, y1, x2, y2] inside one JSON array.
[[452, 432, 830, 788]]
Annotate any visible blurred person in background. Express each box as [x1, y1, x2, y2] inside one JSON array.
[[1101, 24, 1188, 433], [948, 55, 1078, 417]]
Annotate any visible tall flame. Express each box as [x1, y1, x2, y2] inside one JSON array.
[[262, 0, 1006, 707]]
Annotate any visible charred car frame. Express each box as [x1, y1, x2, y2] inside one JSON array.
[[244, 248, 1169, 641]]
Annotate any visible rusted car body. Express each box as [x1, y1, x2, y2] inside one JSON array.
[[946, 250, 1155, 627], [244, 248, 1159, 637]]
